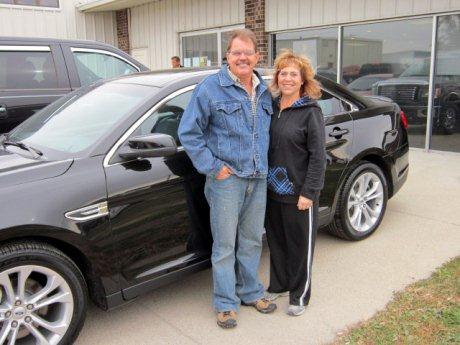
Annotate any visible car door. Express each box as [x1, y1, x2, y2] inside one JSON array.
[[0, 42, 70, 133], [103, 86, 212, 299], [318, 89, 355, 221], [61, 44, 142, 90]]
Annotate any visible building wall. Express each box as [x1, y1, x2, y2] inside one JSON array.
[[266, 0, 460, 32], [0, 1, 117, 45], [129, 0, 245, 70]]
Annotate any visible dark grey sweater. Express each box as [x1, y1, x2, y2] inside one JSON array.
[[267, 97, 327, 203]]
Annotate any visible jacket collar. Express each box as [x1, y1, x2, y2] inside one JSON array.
[[218, 64, 267, 93], [276, 95, 317, 109]]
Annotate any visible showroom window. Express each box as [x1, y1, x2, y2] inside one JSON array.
[[342, 18, 433, 149], [273, 28, 338, 82], [430, 14, 460, 152], [181, 26, 243, 68], [0, 0, 59, 8]]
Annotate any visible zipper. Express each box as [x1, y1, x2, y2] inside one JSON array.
[[278, 109, 284, 119]]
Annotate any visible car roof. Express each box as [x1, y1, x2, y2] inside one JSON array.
[[109, 67, 275, 88], [0, 36, 117, 49]]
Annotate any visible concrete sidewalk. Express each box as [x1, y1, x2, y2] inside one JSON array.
[[76, 149, 460, 345]]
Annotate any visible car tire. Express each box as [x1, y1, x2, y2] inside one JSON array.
[[441, 106, 456, 135], [327, 162, 388, 241], [0, 241, 87, 345]]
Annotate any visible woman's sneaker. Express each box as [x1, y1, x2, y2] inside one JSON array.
[[264, 291, 289, 301], [217, 311, 237, 329], [287, 304, 306, 316]]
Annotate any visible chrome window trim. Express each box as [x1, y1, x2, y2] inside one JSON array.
[[0, 46, 51, 52], [103, 85, 196, 168], [70, 47, 140, 72]]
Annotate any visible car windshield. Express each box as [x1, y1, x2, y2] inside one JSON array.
[[8, 82, 155, 155], [400, 59, 430, 77], [349, 76, 386, 91]]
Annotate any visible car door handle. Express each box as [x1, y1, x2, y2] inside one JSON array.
[[328, 128, 349, 138]]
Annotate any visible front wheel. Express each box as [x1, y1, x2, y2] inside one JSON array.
[[0, 241, 87, 345], [440, 106, 457, 135], [327, 162, 388, 240]]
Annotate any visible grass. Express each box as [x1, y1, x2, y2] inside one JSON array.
[[331, 256, 460, 345]]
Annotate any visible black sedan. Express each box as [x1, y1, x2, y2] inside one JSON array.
[[0, 69, 408, 344]]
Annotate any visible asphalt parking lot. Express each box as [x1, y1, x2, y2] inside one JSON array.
[[76, 149, 460, 345]]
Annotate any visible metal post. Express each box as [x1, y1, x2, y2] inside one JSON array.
[[337, 26, 343, 84], [425, 15, 438, 151]]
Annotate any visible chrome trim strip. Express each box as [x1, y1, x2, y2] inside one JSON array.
[[103, 85, 196, 168], [0, 45, 50, 52], [70, 47, 140, 72], [65, 202, 109, 221]]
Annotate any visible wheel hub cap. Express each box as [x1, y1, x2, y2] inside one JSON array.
[[347, 171, 384, 233]]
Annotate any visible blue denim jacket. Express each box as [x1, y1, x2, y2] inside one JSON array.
[[178, 65, 273, 178]]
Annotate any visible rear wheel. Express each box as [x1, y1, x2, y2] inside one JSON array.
[[440, 106, 456, 135], [0, 241, 87, 345], [327, 162, 388, 240]]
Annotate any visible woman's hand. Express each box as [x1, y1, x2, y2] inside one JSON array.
[[216, 165, 233, 180], [297, 196, 313, 210]]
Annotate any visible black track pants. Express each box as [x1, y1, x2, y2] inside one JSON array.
[[265, 198, 318, 306]]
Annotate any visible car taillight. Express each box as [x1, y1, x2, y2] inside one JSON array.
[[400, 110, 408, 129]]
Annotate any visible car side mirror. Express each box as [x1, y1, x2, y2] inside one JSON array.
[[118, 133, 177, 160]]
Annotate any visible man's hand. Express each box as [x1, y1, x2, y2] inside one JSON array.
[[297, 196, 313, 211], [216, 165, 233, 180]]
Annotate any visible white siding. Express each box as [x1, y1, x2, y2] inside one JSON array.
[[130, 0, 244, 69], [266, 0, 460, 32], [0, 1, 117, 46]]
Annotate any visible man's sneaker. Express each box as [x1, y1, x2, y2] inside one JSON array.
[[264, 291, 289, 301], [242, 298, 277, 314], [287, 304, 306, 316], [217, 311, 237, 329]]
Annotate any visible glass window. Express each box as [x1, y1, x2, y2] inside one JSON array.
[[182, 34, 218, 68], [0, 0, 59, 7], [221, 31, 233, 65], [0, 50, 58, 89], [430, 14, 460, 152], [135, 90, 193, 146], [9, 83, 155, 154], [73, 51, 138, 87], [274, 28, 338, 82], [318, 90, 347, 117], [343, 18, 432, 149]]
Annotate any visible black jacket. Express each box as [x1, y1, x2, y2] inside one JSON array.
[[267, 97, 326, 203]]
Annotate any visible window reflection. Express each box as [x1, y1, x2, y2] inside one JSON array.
[[274, 28, 338, 82], [431, 14, 460, 152], [343, 18, 432, 148]]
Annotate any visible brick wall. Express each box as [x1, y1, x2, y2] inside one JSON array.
[[245, 0, 268, 66], [116, 9, 130, 54]]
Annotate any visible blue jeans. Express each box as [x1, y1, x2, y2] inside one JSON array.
[[204, 174, 266, 312]]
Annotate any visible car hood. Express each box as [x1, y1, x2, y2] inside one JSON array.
[[375, 76, 429, 87], [0, 148, 73, 188]]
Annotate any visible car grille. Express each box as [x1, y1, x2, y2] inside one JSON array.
[[378, 85, 418, 102]]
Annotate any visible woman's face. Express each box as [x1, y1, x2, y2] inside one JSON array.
[[277, 64, 303, 98]]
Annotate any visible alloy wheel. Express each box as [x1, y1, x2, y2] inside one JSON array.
[[347, 172, 384, 233], [0, 265, 73, 345]]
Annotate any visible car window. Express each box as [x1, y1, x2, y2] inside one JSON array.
[[73, 51, 138, 87], [0, 50, 58, 89], [133, 90, 193, 146], [317, 90, 348, 116]]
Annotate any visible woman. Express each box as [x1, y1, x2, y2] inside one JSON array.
[[265, 50, 326, 316]]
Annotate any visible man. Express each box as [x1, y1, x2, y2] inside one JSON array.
[[178, 29, 276, 329], [171, 56, 182, 68]]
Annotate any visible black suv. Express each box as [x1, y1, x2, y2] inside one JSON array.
[[373, 56, 460, 134], [0, 37, 149, 133], [0, 69, 408, 344]]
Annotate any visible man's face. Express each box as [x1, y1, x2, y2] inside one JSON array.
[[226, 37, 259, 80], [171, 59, 180, 68]]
